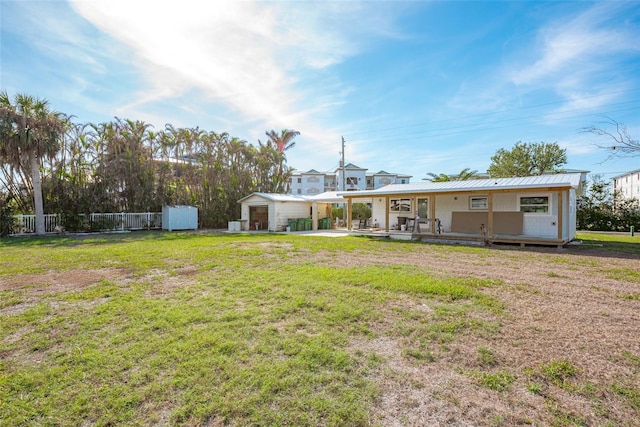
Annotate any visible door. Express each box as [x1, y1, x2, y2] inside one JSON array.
[[249, 205, 269, 230], [418, 198, 428, 219]]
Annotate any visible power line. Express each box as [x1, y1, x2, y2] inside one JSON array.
[[342, 87, 640, 139], [345, 103, 640, 147]]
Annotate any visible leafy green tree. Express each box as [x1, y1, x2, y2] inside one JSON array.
[[0, 92, 65, 234], [2, 93, 306, 231], [488, 141, 567, 178], [0, 193, 16, 236], [576, 174, 639, 231]]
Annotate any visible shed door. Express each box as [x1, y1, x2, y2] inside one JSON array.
[[249, 205, 269, 230]]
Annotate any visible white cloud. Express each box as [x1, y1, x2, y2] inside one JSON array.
[[69, 1, 394, 125], [510, 3, 639, 88], [66, 0, 410, 174], [67, 0, 405, 170]]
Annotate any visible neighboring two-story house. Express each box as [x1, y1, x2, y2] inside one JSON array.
[[289, 163, 411, 195], [613, 169, 640, 200]]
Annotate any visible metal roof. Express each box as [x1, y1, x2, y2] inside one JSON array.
[[611, 168, 640, 180], [338, 173, 585, 197], [237, 193, 307, 203], [237, 191, 347, 204]]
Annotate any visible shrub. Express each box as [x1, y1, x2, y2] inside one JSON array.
[[0, 195, 17, 237]]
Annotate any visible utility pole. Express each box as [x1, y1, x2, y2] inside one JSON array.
[[340, 136, 346, 192], [340, 136, 347, 224]]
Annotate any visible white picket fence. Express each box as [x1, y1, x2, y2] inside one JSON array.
[[10, 212, 162, 235]]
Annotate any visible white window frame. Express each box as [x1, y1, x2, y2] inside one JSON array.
[[390, 198, 411, 212], [518, 193, 551, 214], [469, 196, 488, 210]]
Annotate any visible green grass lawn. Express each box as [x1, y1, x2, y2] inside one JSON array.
[[0, 231, 637, 426], [575, 231, 640, 254], [0, 232, 499, 426]]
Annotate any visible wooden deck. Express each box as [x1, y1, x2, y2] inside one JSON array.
[[349, 228, 569, 248]]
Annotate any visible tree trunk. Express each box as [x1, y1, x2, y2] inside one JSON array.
[[29, 149, 45, 235]]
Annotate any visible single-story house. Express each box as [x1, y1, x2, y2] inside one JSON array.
[[237, 191, 361, 231], [338, 173, 586, 247]]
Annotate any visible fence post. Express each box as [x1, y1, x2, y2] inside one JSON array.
[[121, 212, 125, 231]]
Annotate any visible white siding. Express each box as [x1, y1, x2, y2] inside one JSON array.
[[273, 203, 310, 231], [493, 193, 516, 211], [434, 195, 465, 232], [614, 170, 640, 200], [372, 198, 388, 228], [569, 189, 577, 240]]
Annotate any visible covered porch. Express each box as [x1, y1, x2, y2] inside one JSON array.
[[340, 174, 583, 248]]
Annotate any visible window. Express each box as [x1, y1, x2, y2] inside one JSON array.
[[347, 177, 358, 185], [390, 198, 411, 212], [297, 189, 301, 194], [469, 196, 488, 210], [297, 178, 302, 183], [519, 196, 549, 213]]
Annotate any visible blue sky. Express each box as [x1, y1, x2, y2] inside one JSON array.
[[1, 1, 639, 181]]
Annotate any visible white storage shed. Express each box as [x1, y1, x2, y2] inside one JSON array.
[[162, 205, 198, 231]]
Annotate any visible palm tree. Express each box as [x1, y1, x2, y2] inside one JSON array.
[[423, 168, 478, 182], [423, 172, 451, 182], [265, 129, 299, 193], [0, 92, 65, 234], [265, 129, 299, 153], [454, 168, 479, 181]]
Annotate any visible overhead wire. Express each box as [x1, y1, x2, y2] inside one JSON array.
[[341, 87, 640, 140], [345, 101, 640, 147]]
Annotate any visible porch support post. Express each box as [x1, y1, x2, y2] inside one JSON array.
[[430, 194, 436, 234], [557, 190, 563, 241], [312, 202, 318, 231], [487, 192, 494, 236], [384, 196, 390, 232], [347, 198, 353, 230]]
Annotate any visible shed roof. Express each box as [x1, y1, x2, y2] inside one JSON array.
[[237, 191, 346, 204], [237, 193, 307, 203], [338, 173, 584, 197]]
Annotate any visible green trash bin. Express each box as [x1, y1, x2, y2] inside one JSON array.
[[288, 218, 297, 232], [297, 218, 305, 231], [323, 218, 331, 229], [305, 218, 312, 231]]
